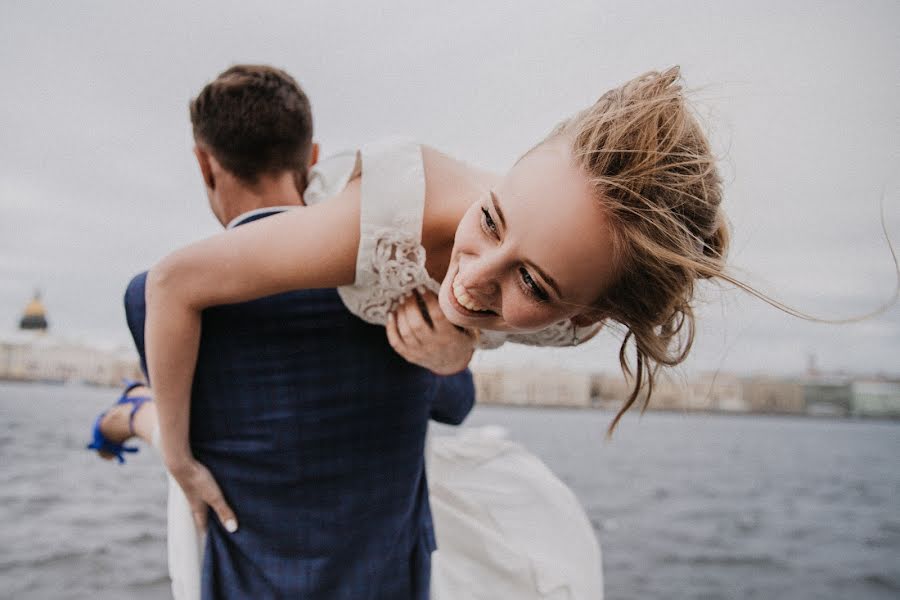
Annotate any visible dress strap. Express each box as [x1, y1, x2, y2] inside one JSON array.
[[359, 138, 426, 237], [303, 148, 359, 208], [353, 137, 427, 290]]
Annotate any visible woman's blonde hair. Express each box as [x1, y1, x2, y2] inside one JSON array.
[[554, 67, 728, 433]]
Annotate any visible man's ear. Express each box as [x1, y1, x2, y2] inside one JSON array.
[[194, 145, 216, 191], [308, 142, 320, 168]]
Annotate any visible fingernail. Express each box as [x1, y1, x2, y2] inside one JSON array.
[[225, 519, 238, 533]]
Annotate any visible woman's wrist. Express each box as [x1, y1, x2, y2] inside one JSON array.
[[431, 342, 475, 376], [162, 444, 195, 475]]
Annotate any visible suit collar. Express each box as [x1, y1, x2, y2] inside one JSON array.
[[226, 206, 297, 229]]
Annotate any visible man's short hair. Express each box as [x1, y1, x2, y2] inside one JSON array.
[[189, 65, 313, 183]]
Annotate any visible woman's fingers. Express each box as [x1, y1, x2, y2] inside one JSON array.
[[190, 501, 208, 533], [385, 291, 476, 374], [387, 292, 476, 374], [412, 290, 435, 328], [388, 307, 426, 365], [387, 312, 418, 359], [386, 313, 402, 351], [208, 491, 238, 533], [197, 463, 238, 533], [402, 293, 432, 339], [421, 291, 448, 329], [177, 459, 239, 535], [395, 297, 424, 348]]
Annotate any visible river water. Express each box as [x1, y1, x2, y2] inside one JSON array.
[[1, 381, 898, 599]]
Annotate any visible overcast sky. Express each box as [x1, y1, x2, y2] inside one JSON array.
[[1, 0, 898, 377]]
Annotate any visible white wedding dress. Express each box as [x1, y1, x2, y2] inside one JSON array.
[[166, 139, 603, 599]]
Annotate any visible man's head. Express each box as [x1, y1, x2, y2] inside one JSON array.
[[189, 65, 317, 225]]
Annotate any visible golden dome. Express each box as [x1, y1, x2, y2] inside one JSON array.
[[24, 297, 46, 317], [20, 290, 48, 331]]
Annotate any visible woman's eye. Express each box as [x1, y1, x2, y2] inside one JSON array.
[[519, 267, 549, 302], [481, 207, 498, 236]]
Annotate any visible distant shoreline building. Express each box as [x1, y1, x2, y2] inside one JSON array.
[[474, 367, 899, 421], [19, 290, 49, 331], [474, 367, 591, 408], [851, 380, 900, 418], [741, 377, 805, 414], [803, 376, 852, 417], [1, 290, 141, 387]]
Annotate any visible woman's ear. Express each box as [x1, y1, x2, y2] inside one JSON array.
[[570, 312, 606, 344], [571, 312, 603, 327]]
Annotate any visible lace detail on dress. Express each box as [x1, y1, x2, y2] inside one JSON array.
[[507, 321, 594, 347], [476, 320, 599, 350], [341, 226, 441, 324], [328, 138, 441, 326]]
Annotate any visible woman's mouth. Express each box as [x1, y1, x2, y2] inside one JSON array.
[[451, 275, 496, 317]]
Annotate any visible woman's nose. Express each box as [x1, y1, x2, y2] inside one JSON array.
[[458, 255, 502, 300]]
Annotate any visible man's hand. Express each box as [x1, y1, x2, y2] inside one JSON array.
[[167, 456, 238, 535], [386, 290, 476, 375]]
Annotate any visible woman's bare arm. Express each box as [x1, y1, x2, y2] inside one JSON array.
[[146, 179, 361, 478]]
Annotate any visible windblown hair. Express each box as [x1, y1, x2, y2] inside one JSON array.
[[189, 64, 313, 185], [553, 67, 728, 433]]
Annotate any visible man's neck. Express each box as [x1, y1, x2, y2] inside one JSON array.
[[218, 172, 304, 227]]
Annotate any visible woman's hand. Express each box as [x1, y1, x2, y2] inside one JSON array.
[[387, 290, 476, 375], [145, 183, 366, 542], [168, 457, 238, 534]]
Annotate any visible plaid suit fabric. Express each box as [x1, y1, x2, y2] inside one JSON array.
[[125, 260, 473, 599]]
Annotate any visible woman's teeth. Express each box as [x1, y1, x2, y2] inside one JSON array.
[[453, 277, 489, 313]]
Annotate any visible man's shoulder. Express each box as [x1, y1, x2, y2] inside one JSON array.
[[124, 271, 148, 306]]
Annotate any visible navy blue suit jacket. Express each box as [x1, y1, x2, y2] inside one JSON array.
[[125, 214, 474, 599]]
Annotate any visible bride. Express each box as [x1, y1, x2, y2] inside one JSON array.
[[96, 66, 725, 599]]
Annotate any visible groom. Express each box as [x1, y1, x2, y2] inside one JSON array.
[[125, 65, 476, 599]]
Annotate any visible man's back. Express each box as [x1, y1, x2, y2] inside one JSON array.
[[126, 270, 471, 599]]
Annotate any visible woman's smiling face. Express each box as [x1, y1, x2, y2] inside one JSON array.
[[438, 138, 619, 333]]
